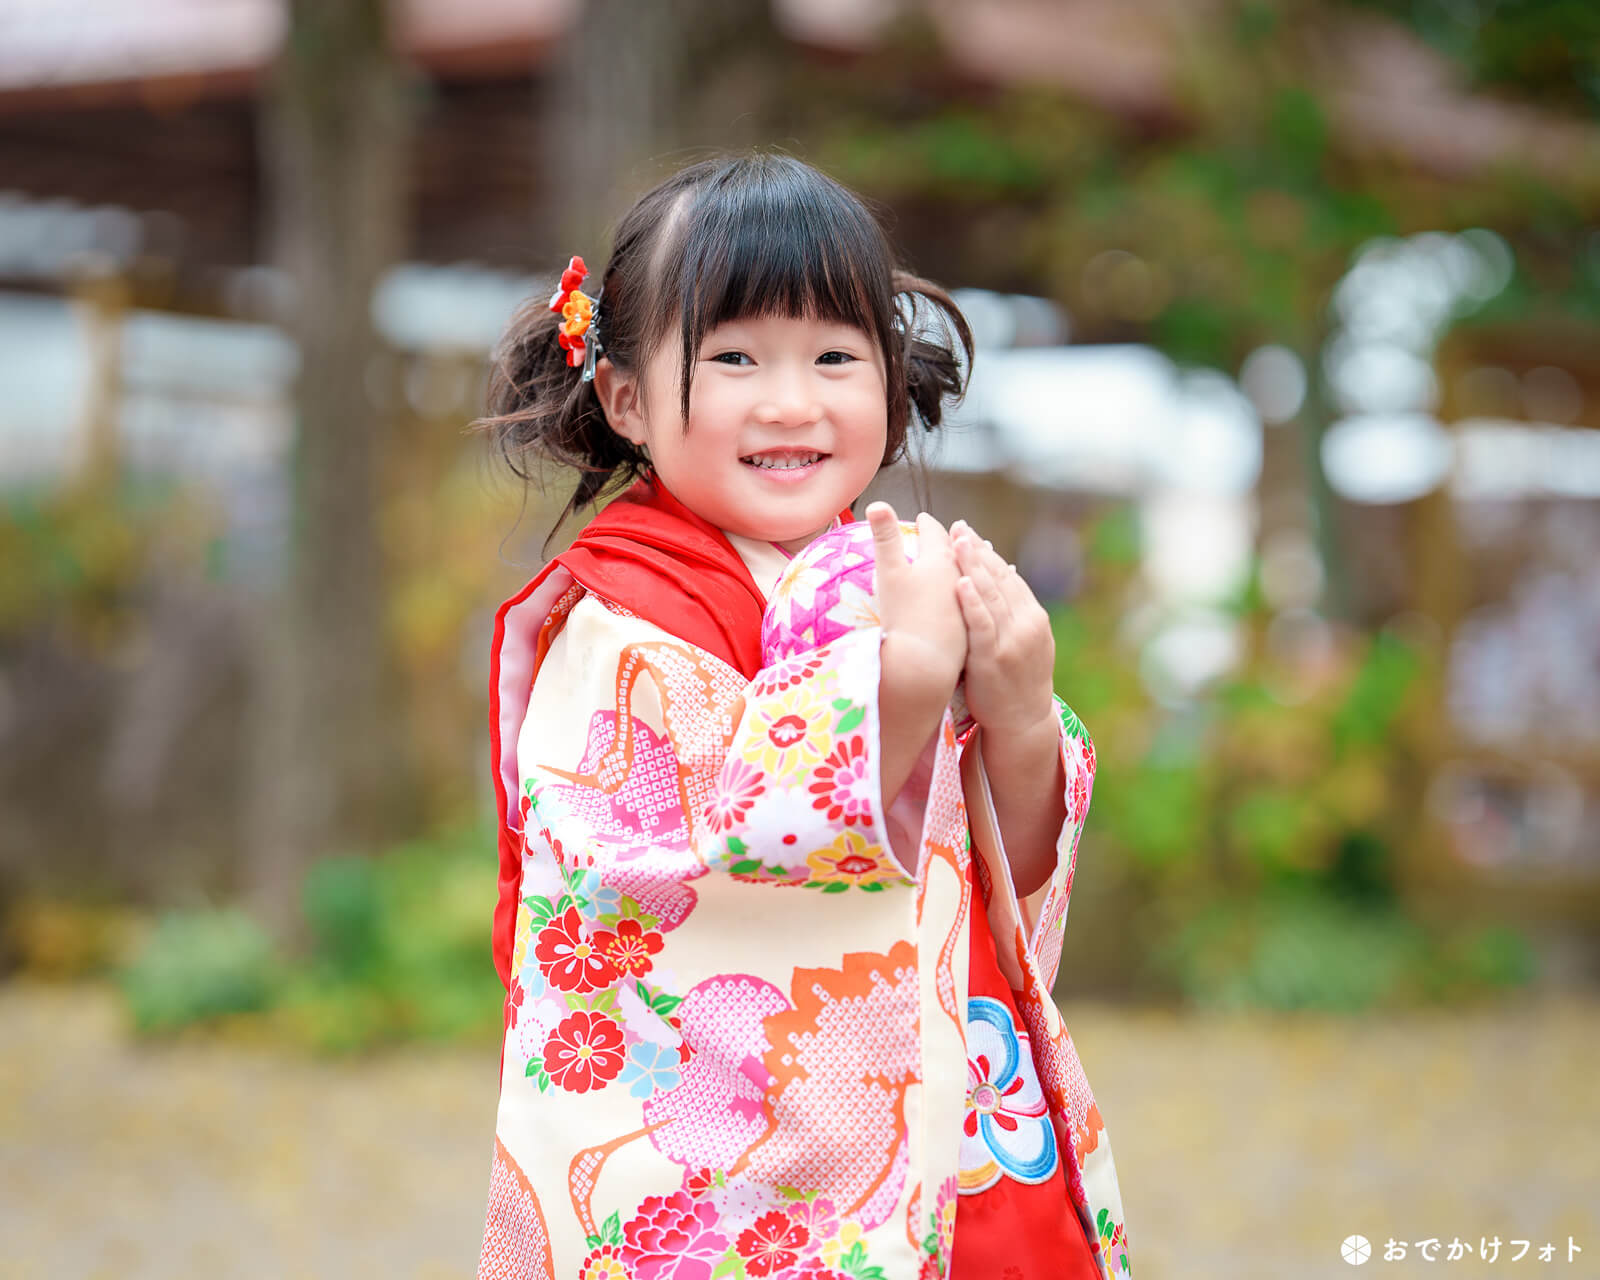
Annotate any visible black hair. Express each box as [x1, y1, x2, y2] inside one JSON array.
[[474, 149, 974, 544]]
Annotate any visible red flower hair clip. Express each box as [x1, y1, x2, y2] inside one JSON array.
[[548, 255, 601, 378]]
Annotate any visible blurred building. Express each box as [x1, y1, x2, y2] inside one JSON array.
[[0, 0, 1595, 921]]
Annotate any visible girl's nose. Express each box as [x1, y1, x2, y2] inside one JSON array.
[[753, 365, 822, 425]]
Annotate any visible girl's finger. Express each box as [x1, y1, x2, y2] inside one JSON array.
[[960, 534, 1012, 624], [979, 538, 1030, 615], [915, 511, 954, 565], [957, 575, 996, 650], [866, 502, 909, 589]]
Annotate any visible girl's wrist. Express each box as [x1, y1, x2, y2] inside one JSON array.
[[879, 630, 961, 703]]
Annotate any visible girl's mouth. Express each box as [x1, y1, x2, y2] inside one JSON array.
[[740, 450, 828, 478]]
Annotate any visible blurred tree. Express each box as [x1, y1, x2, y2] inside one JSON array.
[[540, 0, 790, 251], [251, 0, 413, 938]]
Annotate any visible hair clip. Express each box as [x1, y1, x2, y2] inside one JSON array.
[[548, 255, 603, 380]]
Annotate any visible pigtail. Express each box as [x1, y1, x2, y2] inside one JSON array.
[[890, 269, 975, 440], [471, 274, 649, 545]]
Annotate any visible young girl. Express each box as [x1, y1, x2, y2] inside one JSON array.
[[475, 152, 1132, 1280]]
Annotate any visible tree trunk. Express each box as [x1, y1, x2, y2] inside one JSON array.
[[539, 0, 790, 254], [249, 0, 410, 938]]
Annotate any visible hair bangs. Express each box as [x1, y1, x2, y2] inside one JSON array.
[[663, 157, 897, 424]]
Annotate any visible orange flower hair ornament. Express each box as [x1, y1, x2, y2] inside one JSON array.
[[548, 255, 603, 381]]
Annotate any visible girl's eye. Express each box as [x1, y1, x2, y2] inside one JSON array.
[[818, 351, 856, 365], [710, 351, 752, 366]]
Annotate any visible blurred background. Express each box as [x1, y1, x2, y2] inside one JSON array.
[[1, 0, 1596, 1276]]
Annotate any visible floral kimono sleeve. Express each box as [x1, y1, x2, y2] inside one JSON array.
[[487, 587, 965, 1280], [957, 697, 1130, 1276], [959, 694, 1096, 994]]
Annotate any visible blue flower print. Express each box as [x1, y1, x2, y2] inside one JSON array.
[[619, 1040, 682, 1099], [958, 996, 1058, 1193], [566, 868, 623, 922]]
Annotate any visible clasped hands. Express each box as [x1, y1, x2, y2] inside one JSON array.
[[865, 501, 1057, 743]]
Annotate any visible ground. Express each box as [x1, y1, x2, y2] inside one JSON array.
[[1, 984, 1594, 1279]]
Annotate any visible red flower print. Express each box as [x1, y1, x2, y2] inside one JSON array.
[[1068, 767, 1091, 824], [768, 713, 809, 749], [795, 1261, 852, 1280], [751, 652, 825, 696], [534, 906, 620, 993], [736, 1210, 810, 1276], [786, 1195, 839, 1245], [621, 1189, 729, 1280], [702, 757, 766, 835], [1082, 733, 1096, 777], [505, 977, 525, 1031], [543, 1010, 625, 1093], [807, 734, 873, 826], [684, 1167, 716, 1197], [666, 1011, 691, 1064], [592, 917, 664, 978]]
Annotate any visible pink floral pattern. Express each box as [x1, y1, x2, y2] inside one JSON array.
[[621, 1190, 730, 1280], [703, 757, 767, 835], [806, 735, 873, 826]]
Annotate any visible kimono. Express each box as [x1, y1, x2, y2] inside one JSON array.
[[477, 476, 1132, 1280]]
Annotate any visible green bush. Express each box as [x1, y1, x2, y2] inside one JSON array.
[[114, 824, 505, 1052], [1051, 510, 1539, 1012], [119, 909, 279, 1033]]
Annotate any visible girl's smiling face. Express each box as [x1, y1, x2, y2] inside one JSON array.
[[597, 311, 888, 554]]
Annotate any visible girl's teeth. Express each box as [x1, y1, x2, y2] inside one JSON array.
[[745, 453, 820, 470]]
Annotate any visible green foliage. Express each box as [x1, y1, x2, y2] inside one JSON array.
[[1157, 892, 1430, 1012], [120, 910, 279, 1033], [1157, 891, 1539, 1012], [274, 824, 504, 1052], [0, 478, 203, 642], [1052, 511, 1537, 1011], [117, 824, 503, 1052], [1352, 0, 1600, 115], [303, 856, 382, 978]]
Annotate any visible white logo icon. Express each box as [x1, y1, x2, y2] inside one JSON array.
[[1342, 1235, 1373, 1266]]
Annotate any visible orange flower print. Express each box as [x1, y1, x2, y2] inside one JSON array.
[[742, 685, 829, 776], [592, 917, 664, 978], [807, 734, 873, 826], [547, 255, 597, 368], [804, 830, 907, 890]]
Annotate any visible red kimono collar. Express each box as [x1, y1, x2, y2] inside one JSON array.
[[552, 471, 852, 678]]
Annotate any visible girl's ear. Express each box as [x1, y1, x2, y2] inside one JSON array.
[[593, 356, 647, 447]]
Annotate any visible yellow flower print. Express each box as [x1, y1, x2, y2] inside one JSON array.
[[577, 1243, 628, 1280], [511, 901, 533, 976], [821, 1220, 864, 1266], [804, 830, 908, 890], [741, 683, 830, 777]]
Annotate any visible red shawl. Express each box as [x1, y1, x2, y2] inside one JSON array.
[[489, 472, 853, 987]]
